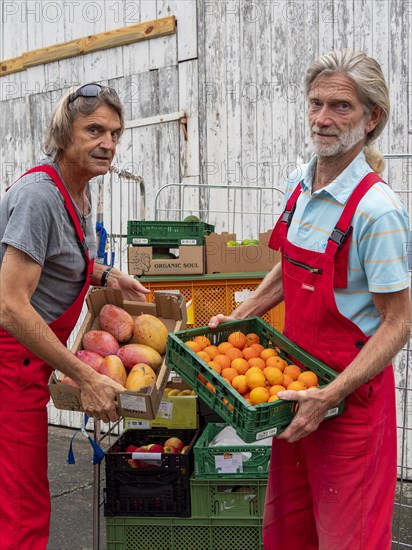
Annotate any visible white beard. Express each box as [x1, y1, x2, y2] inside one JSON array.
[[310, 118, 367, 157]]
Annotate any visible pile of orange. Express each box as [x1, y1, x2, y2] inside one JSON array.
[[185, 331, 319, 407]]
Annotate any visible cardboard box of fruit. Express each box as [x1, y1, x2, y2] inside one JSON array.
[[205, 230, 281, 274], [48, 288, 187, 419], [123, 375, 199, 430]]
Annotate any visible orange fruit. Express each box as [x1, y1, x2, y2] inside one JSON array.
[[265, 356, 287, 371], [282, 374, 294, 388], [203, 345, 219, 359], [193, 335, 211, 350], [206, 381, 216, 394], [186, 340, 202, 353], [246, 333, 260, 346], [208, 360, 221, 375], [284, 364, 302, 381], [213, 354, 231, 370], [228, 331, 247, 350], [263, 366, 284, 386], [197, 350, 211, 362], [249, 386, 270, 405], [197, 373, 207, 385], [260, 348, 278, 361], [251, 343, 264, 354], [287, 380, 306, 391], [245, 368, 266, 390], [268, 395, 279, 402], [298, 371, 319, 388], [231, 357, 250, 375], [217, 341, 234, 354], [243, 391, 251, 401], [269, 384, 286, 396], [242, 347, 260, 360], [247, 357, 266, 370], [232, 375, 249, 394], [224, 347, 244, 361], [221, 367, 238, 383]]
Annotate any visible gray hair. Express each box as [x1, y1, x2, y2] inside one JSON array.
[[305, 49, 389, 173], [43, 85, 125, 162]]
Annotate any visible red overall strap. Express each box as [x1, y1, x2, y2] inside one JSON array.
[[326, 172, 384, 288], [269, 184, 302, 251], [21, 165, 91, 263]]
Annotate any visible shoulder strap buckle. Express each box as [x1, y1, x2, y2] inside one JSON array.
[[329, 226, 352, 249], [281, 204, 297, 227]]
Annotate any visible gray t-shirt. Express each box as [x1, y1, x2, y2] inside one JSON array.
[[0, 158, 97, 323]]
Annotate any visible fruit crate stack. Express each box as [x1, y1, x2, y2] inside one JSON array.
[[105, 422, 270, 550], [127, 220, 215, 247]]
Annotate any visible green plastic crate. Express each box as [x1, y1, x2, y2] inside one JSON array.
[[127, 220, 215, 246], [190, 475, 267, 519], [106, 516, 263, 550], [166, 317, 345, 443], [193, 423, 270, 478]]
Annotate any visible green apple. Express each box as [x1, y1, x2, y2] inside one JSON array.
[[226, 240, 239, 247]]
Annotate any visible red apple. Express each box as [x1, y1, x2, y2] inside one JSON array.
[[146, 444, 164, 453], [127, 458, 140, 468], [181, 445, 190, 454], [163, 437, 184, 452], [125, 445, 139, 453], [163, 445, 178, 454]]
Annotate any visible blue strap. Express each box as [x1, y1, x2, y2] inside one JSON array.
[[96, 221, 108, 261], [66, 414, 105, 465]]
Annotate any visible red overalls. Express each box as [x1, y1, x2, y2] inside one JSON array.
[[0, 166, 93, 550], [263, 173, 397, 550]]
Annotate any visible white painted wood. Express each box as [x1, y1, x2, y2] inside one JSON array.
[[179, 59, 200, 182], [125, 110, 185, 129], [149, 1, 177, 69]]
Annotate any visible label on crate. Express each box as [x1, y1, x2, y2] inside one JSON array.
[[180, 239, 197, 245], [215, 453, 243, 474], [156, 400, 173, 419], [234, 289, 255, 303], [132, 238, 149, 244], [255, 427, 278, 439], [325, 407, 339, 418], [119, 394, 147, 413]]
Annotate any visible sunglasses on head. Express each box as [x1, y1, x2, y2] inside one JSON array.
[[68, 83, 119, 104]]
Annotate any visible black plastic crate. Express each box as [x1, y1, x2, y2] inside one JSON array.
[[104, 428, 199, 517], [127, 220, 215, 246]]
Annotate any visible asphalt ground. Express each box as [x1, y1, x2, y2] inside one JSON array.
[[47, 424, 412, 550]]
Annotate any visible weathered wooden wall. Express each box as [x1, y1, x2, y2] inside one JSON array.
[[1, 1, 411, 475]]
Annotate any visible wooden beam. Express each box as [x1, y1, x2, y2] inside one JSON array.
[[0, 16, 176, 77]]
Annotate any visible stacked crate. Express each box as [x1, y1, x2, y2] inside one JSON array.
[[127, 220, 215, 276]]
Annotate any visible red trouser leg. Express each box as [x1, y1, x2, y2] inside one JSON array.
[[263, 438, 319, 550], [263, 371, 396, 550], [0, 350, 51, 550]]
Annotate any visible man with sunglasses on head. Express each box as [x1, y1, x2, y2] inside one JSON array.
[[0, 83, 149, 549]]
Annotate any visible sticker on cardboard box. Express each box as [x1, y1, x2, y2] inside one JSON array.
[[215, 453, 243, 474], [119, 394, 147, 413], [124, 420, 150, 429], [156, 400, 173, 419]]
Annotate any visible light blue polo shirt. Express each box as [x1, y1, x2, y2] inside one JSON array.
[[283, 151, 410, 336]]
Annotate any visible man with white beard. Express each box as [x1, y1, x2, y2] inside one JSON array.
[[209, 49, 410, 549]]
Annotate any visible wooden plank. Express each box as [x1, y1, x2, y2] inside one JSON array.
[[149, 3, 178, 69], [179, 59, 200, 178], [333, 0, 354, 50], [0, 16, 176, 77]]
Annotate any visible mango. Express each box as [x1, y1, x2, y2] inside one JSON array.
[[125, 363, 157, 391], [99, 304, 133, 343], [133, 314, 168, 354], [117, 344, 163, 371], [83, 330, 120, 357], [75, 350, 104, 371], [98, 355, 127, 386]]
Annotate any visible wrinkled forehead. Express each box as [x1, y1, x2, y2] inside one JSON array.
[[308, 72, 360, 102]]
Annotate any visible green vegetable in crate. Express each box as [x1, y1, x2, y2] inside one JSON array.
[[183, 215, 200, 222]]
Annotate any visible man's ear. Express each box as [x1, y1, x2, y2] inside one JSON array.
[[365, 105, 384, 134]]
